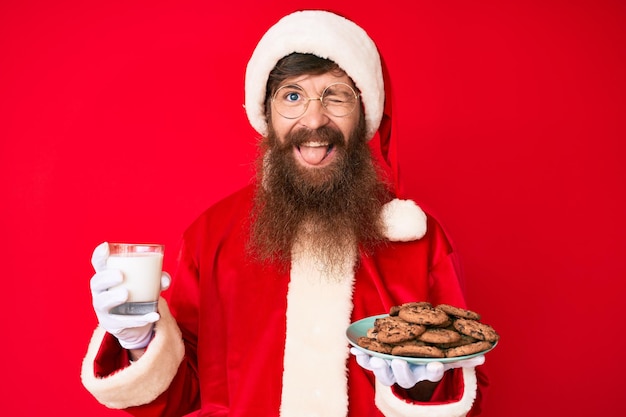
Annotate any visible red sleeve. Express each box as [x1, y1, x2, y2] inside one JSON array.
[[92, 331, 132, 377], [391, 367, 489, 416]]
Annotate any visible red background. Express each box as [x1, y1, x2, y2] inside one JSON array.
[[1, 1, 625, 415]]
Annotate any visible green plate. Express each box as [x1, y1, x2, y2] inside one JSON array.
[[347, 314, 497, 365]]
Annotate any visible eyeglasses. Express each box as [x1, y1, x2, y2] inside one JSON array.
[[272, 82, 359, 119]]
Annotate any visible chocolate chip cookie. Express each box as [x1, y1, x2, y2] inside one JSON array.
[[453, 318, 500, 343], [436, 304, 481, 321], [445, 340, 493, 358], [398, 304, 449, 326], [391, 341, 445, 358], [374, 316, 426, 344]]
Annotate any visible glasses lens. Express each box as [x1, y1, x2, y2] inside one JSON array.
[[273, 85, 307, 119], [322, 83, 358, 117], [272, 83, 359, 119]]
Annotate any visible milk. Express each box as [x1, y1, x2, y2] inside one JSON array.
[[106, 249, 163, 314]]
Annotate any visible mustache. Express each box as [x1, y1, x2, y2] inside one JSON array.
[[286, 126, 345, 147]]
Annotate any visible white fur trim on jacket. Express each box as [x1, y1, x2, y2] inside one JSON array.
[[279, 198, 427, 416], [81, 297, 185, 409], [375, 367, 478, 417], [280, 237, 357, 417], [381, 199, 428, 241], [245, 10, 384, 141]]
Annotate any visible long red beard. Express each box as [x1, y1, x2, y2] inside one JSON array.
[[248, 122, 391, 271]]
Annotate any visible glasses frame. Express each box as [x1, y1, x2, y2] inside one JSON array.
[[271, 82, 360, 119]]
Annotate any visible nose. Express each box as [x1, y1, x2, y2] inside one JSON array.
[[298, 98, 330, 130]]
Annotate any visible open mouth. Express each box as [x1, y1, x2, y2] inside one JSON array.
[[297, 141, 335, 166]]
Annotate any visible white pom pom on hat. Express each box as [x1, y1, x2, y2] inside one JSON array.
[[244, 10, 385, 141]]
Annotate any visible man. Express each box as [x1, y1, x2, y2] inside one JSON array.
[[82, 10, 488, 417]]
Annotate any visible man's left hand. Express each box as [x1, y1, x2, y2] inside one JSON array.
[[350, 347, 485, 389]]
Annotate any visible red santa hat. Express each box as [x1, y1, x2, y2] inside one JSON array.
[[244, 10, 385, 141]]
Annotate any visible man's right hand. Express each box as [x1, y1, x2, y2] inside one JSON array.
[[90, 242, 166, 350]]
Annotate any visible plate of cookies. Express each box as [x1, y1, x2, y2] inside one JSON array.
[[347, 302, 499, 364]]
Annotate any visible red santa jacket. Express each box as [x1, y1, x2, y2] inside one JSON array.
[[82, 183, 488, 417]]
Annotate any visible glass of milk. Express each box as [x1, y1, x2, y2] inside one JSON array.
[[106, 243, 164, 315]]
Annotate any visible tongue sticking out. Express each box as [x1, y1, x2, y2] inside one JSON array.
[[299, 144, 329, 166]]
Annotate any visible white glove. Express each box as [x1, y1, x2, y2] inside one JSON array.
[[90, 242, 171, 349], [350, 347, 485, 389]]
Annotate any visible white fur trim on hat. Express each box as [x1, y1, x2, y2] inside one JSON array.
[[245, 10, 384, 140], [381, 199, 428, 241]]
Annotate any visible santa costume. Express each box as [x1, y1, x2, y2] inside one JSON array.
[[82, 10, 488, 417]]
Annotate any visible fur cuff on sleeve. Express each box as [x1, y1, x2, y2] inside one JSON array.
[[81, 297, 185, 409], [375, 367, 477, 417]]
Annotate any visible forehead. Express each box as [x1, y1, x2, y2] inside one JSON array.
[[277, 71, 356, 90]]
